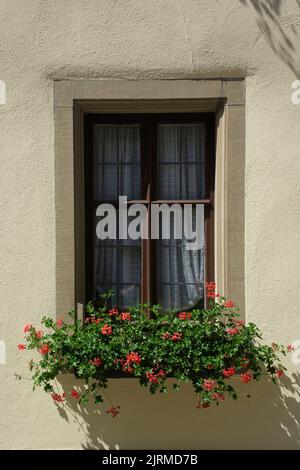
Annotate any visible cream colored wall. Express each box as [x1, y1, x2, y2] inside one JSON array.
[[0, 0, 300, 449]]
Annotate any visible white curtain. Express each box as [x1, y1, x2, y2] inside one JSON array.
[[95, 124, 141, 201], [94, 123, 206, 310], [94, 125, 141, 306], [156, 124, 206, 310]]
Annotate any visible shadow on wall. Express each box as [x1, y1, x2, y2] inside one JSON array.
[[239, 0, 300, 78], [54, 373, 300, 449]]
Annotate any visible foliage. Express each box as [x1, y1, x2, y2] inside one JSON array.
[[18, 284, 290, 415]]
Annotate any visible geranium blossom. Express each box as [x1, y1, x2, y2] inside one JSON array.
[[203, 379, 216, 391], [178, 312, 192, 320], [241, 372, 252, 384], [23, 324, 33, 333], [171, 332, 182, 341], [106, 406, 120, 417], [223, 367, 235, 378], [89, 357, 102, 367], [51, 392, 66, 403], [121, 312, 132, 321], [71, 389, 80, 399], [38, 344, 50, 355], [101, 324, 112, 335], [108, 309, 118, 316]]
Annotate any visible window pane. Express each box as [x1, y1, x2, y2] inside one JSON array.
[[155, 205, 205, 311], [158, 124, 206, 199], [95, 285, 140, 308], [94, 245, 141, 303], [158, 164, 180, 199], [94, 210, 141, 306], [95, 125, 141, 163], [156, 283, 204, 312], [95, 247, 118, 285], [94, 125, 141, 200], [119, 247, 141, 283]]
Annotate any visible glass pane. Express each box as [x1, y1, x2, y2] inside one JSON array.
[[159, 164, 205, 199], [95, 164, 117, 200], [119, 164, 140, 200], [158, 123, 205, 199], [96, 164, 141, 200], [95, 125, 141, 163], [158, 164, 180, 199], [155, 205, 205, 311], [181, 164, 205, 199], [94, 209, 141, 307], [95, 285, 140, 308], [119, 247, 141, 283], [94, 124, 141, 200], [119, 285, 140, 307], [156, 283, 204, 311], [180, 124, 205, 162], [156, 246, 203, 284], [95, 247, 118, 285]]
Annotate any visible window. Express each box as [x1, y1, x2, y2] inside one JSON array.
[[54, 80, 245, 322], [84, 113, 215, 312]]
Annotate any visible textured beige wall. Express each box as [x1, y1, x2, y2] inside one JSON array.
[[0, 0, 300, 449]]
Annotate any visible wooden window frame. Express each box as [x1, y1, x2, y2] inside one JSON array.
[[84, 113, 215, 312], [53, 79, 245, 323]]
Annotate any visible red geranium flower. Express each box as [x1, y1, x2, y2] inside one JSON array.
[[205, 282, 216, 291], [122, 352, 141, 372], [241, 372, 252, 384], [121, 312, 132, 321], [35, 330, 44, 339], [23, 324, 33, 333], [226, 327, 239, 336], [203, 379, 216, 391], [108, 309, 118, 316], [178, 312, 192, 320], [38, 344, 50, 355], [56, 320, 63, 328], [126, 352, 141, 364], [287, 344, 295, 352], [212, 392, 225, 401], [146, 368, 166, 383], [223, 367, 235, 378], [206, 281, 221, 299], [89, 357, 103, 367], [156, 369, 166, 378], [101, 324, 112, 335], [224, 300, 235, 308], [171, 332, 182, 341], [146, 371, 159, 384], [207, 292, 220, 299], [71, 389, 80, 399], [276, 369, 284, 378], [17, 344, 26, 351], [51, 392, 66, 403], [162, 332, 170, 340], [106, 406, 120, 417]]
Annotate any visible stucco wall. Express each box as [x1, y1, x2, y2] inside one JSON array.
[[0, 0, 300, 449]]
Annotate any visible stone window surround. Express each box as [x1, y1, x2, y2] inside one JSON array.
[[54, 79, 245, 321]]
